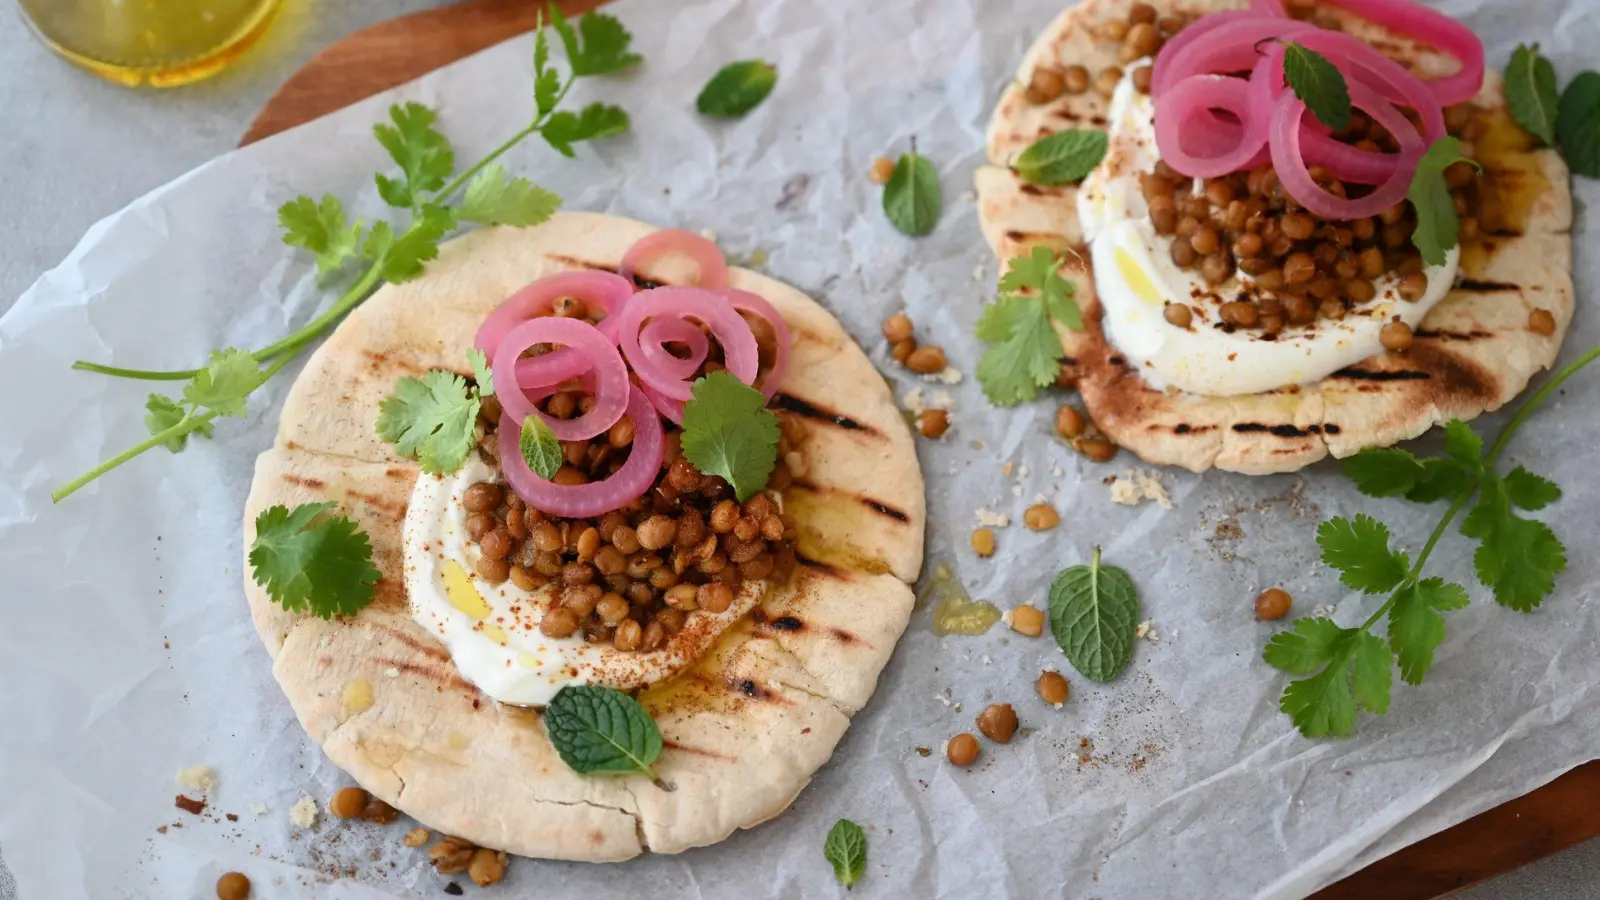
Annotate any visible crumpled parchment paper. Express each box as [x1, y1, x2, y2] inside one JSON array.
[[2, 0, 1598, 897]]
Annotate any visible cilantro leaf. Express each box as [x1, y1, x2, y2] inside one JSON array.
[[548, 6, 642, 77], [376, 370, 482, 475], [1443, 419, 1483, 465], [1460, 474, 1567, 611], [1506, 44, 1560, 147], [519, 415, 563, 480], [145, 394, 212, 453], [998, 245, 1082, 329], [457, 164, 562, 227], [542, 102, 631, 157], [1284, 42, 1352, 131], [1342, 447, 1426, 498], [364, 204, 455, 283], [1556, 70, 1600, 178], [1267, 619, 1391, 738], [1316, 514, 1409, 594], [1408, 137, 1478, 266], [1503, 466, 1561, 510], [467, 348, 494, 397], [1012, 130, 1108, 186], [182, 348, 268, 418], [372, 102, 455, 208], [1388, 577, 1470, 684], [249, 502, 381, 619], [679, 371, 780, 501], [977, 247, 1081, 406], [697, 60, 779, 119], [534, 27, 562, 117], [823, 819, 868, 887], [882, 150, 942, 237], [278, 194, 363, 275]]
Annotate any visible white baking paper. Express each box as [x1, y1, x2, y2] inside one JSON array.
[[3, 0, 1599, 897]]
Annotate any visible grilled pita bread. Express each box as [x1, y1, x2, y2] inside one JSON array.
[[977, 0, 1573, 474], [243, 212, 925, 860]]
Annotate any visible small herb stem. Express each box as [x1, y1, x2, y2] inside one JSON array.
[[50, 411, 220, 503], [435, 76, 569, 203], [70, 361, 194, 381], [1485, 342, 1600, 464]]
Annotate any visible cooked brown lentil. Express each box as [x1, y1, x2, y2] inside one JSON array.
[[430, 836, 478, 874], [976, 703, 1019, 743], [917, 409, 951, 439], [971, 527, 997, 558], [328, 786, 369, 820], [1074, 436, 1118, 463], [1055, 404, 1087, 440], [947, 732, 982, 767], [361, 797, 400, 824], [1037, 670, 1070, 705], [1380, 319, 1414, 352], [1530, 308, 1557, 336], [1063, 64, 1091, 94], [216, 872, 251, 900], [890, 339, 916, 364], [882, 312, 914, 344], [1026, 66, 1067, 104], [868, 157, 895, 185], [1023, 503, 1060, 531], [1095, 65, 1124, 98], [905, 345, 948, 374], [468, 848, 508, 887], [1255, 587, 1293, 621], [404, 827, 431, 847], [1009, 603, 1045, 637]]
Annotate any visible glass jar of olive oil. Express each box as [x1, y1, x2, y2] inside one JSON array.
[[18, 0, 284, 87]]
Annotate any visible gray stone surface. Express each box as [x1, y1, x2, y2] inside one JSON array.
[[1, 2, 1596, 898]]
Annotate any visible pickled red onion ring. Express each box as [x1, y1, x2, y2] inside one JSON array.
[[1151, 17, 1316, 97], [1270, 78, 1424, 220], [1155, 76, 1270, 178], [514, 348, 594, 389], [722, 289, 791, 401], [497, 385, 664, 518], [637, 317, 710, 382], [491, 317, 629, 441], [618, 229, 729, 290], [1318, 0, 1484, 107], [474, 271, 633, 362], [639, 380, 687, 424], [615, 287, 759, 402]]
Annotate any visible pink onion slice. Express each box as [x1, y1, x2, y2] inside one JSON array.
[[513, 348, 594, 390], [618, 229, 730, 290], [1155, 75, 1271, 178], [491, 317, 629, 441], [639, 380, 687, 424], [1270, 78, 1424, 220], [614, 286, 759, 402], [1151, 17, 1316, 97], [721, 289, 791, 401], [474, 271, 634, 362], [1320, 0, 1484, 106], [637, 317, 710, 382], [497, 384, 664, 519]]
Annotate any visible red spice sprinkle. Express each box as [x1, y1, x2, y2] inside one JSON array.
[[174, 795, 206, 815]]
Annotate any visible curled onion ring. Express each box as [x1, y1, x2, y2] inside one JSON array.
[[497, 384, 664, 518], [618, 229, 729, 290], [474, 270, 633, 362], [722, 288, 791, 401], [615, 286, 759, 402], [1154, 75, 1271, 178], [637, 317, 710, 382], [491, 317, 629, 441], [1269, 77, 1425, 220]]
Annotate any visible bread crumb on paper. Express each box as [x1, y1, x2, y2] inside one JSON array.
[[923, 366, 963, 385], [975, 508, 1011, 528], [290, 794, 318, 829], [1136, 620, 1160, 642], [1109, 468, 1173, 509], [174, 765, 216, 793], [248, 803, 268, 817]]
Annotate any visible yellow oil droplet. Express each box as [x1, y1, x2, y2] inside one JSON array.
[[919, 563, 1002, 636], [446, 732, 471, 751], [341, 679, 373, 714], [1115, 247, 1163, 305], [441, 560, 491, 621], [517, 652, 540, 669], [481, 624, 509, 646]]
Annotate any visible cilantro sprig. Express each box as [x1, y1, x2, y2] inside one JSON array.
[[55, 6, 641, 504], [1265, 344, 1600, 738], [976, 246, 1083, 406], [679, 371, 781, 501], [250, 501, 383, 619]]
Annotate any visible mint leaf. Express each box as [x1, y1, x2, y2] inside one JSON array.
[[278, 194, 363, 275], [457, 164, 562, 227], [1284, 42, 1352, 131], [679, 371, 780, 501], [1012, 130, 1108, 186], [542, 102, 631, 157], [544, 685, 661, 777], [249, 502, 381, 620], [1557, 70, 1600, 178], [882, 149, 941, 237], [823, 819, 868, 887], [1316, 514, 1409, 594], [696, 60, 778, 118], [1387, 577, 1470, 684], [1047, 547, 1140, 683], [1408, 137, 1478, 266], [519, 415, 563, 480], [1506, 43, 1560, 147]]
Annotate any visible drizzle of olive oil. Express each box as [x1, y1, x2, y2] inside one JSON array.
[[920, 563, 1001, 636], [1461, 103, 1552, 274], [18, 0, 284, 87], [780, 487, 895, 576]]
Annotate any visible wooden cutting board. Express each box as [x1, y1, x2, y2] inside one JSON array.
[[239, 2, 1600, 896]]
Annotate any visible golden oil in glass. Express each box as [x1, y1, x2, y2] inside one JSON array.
[[18, 0, 284, 88]]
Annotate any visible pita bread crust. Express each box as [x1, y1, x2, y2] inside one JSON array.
[[245, 213, 923, 860], [977, 0, 1574, 474]]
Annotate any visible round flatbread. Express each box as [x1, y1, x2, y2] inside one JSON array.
[[242, 212, 925, 860], [976, 0, 1573, 474]]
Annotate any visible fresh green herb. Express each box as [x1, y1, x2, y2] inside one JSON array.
[[467, 348, 494, 397], [1265, 343, 1600, 737], [1505, 43, 1560, 147], [1283, 42, 1352, 131], [519, 415, 563, 480], [823, 818, 868, 888], [59, 9, 640, 504], [457, 163, 562, 227], [1556, 70, 1600, 178], [1011, 129, 1109, 187], [679, 371, 781, 502], [1407, 137, 1478, 267], [697, 59, 779, 118], [376, 370, 484, 476], [882, 144, 941, 237], [976, 246, 1082, 406], [249, 502, 382, 620], [1047, 546, 1140, 683], [543, 685, 662, 777]]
